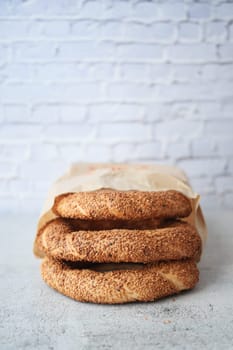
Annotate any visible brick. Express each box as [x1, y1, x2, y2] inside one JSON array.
[[44, 124, 95, 141], [16, 83, 101, 103], [57, 41, 116, 60], [60, 105, 86, 122], [0, 106, 4, 122], [196, 102, 222, 120], [217, 138, 233, 156], [215, 176, 233, 193], [100, 20, 124, 39], [222, 103, 233, 118], [25, 192, 46, 203], [32, 105, 60, 123], [98, 123, 150, 141], [177, 158, 226, 177], [0, 2, 80, 16], [10, 179, 48, 200], [229, 159, 233, 174], [191, 177, 214, 194], [192, 139, 217, 157], [0, 72, 5, 84], [195, 64, 214, 82], [215, 82, 233, 99], [41, 21, 70, 37], [171, 103, 197, 119], [151, 22, 175, 42], [113, 143, 136, 162], [0, 20, 28, 38], [145, 103, 172, 121], [32, 181, 51, 193], [19, 160, 68, 181], [9, 179, 33, 194], [166, 141, 191, 159], [47, 2, 82, 16], [0, 162, 17, 179], [59, 144, 85, 162], [0, 44, 8, 63], [166, 44, 216, 62], [80, 1, 105, 18], [205, 22, 226, 43], [30, 144, 58, 160], [229, 23, 233, 42], [27, 20, 44, 37], [60, 83, 103, 101], [136, 142, 162, 159], [0, 125, 42, 140], [223, 193, 233, 209], [3, 63, 36, 81], [158, 3, 186, 20], [201, 64, 233, 81], [200, 194, 222, 210], [88, 63, 116, 80], [34, 63, 87, 81], [156, 83, 211, 102], [107, 82, 152, 100], [205, 121, 233, 135], [12, 42, 56, 61], [172, 64, 202, 82], [178, 22, 201, 42], [85, 144, 112, 162], [219, 44, 233, 60], [0, 82, 45, 104], [72, 20, 101, 38], [155, 119, 203, 140], [214, 3, 233, 19], [123, 22, 175, 42], [4, 105, 29, 122], [18, 198, 42, 213], [0, 198, 19, 213], [117, 44, 163, 60], [0, 144, 29, 160], [113, 142, 162, 161], [119, 63, 150, 81], [88, 103, 145, 122], [0, 83, 62, 103], [174, 81, 232, 101], [123, 22, 150, 40], [188, 3, 211, 19], [0, 1, 46, 16], [0, 180, 10, 195], [104, 2, 132, 19], [132, 2, 157, 18], [149, 64, 172, 82]]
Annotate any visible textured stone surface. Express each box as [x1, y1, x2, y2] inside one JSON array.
[[0, 212, 233, 350]]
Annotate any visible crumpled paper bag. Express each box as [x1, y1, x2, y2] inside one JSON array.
[[34, 163, 207, 258]]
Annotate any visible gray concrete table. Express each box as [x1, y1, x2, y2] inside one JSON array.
[[1, 212, 233, 350]]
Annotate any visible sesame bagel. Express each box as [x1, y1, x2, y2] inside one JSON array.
[[38, 218, 201, 263], [41, 257, 199, 304], [34, 217, 164, 258], [52, 189, 192, 221]]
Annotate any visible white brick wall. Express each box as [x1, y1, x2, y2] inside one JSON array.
[[0, 0, 233, 213]]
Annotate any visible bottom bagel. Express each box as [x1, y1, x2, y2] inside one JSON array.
[[41, 257, 199, 304]]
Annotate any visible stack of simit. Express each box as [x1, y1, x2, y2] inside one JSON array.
[[34, 164, 205, 304]]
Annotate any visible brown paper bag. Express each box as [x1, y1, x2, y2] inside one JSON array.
[[34, 163, 207, 258]]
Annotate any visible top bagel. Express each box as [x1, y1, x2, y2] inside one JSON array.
[[52, 189, 192, 221]]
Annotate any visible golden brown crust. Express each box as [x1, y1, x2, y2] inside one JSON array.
[[33, 217, 164, 258], [52, 190, 192, 221], [41, 257, 199, 304], [39, 218, 201, 263]]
